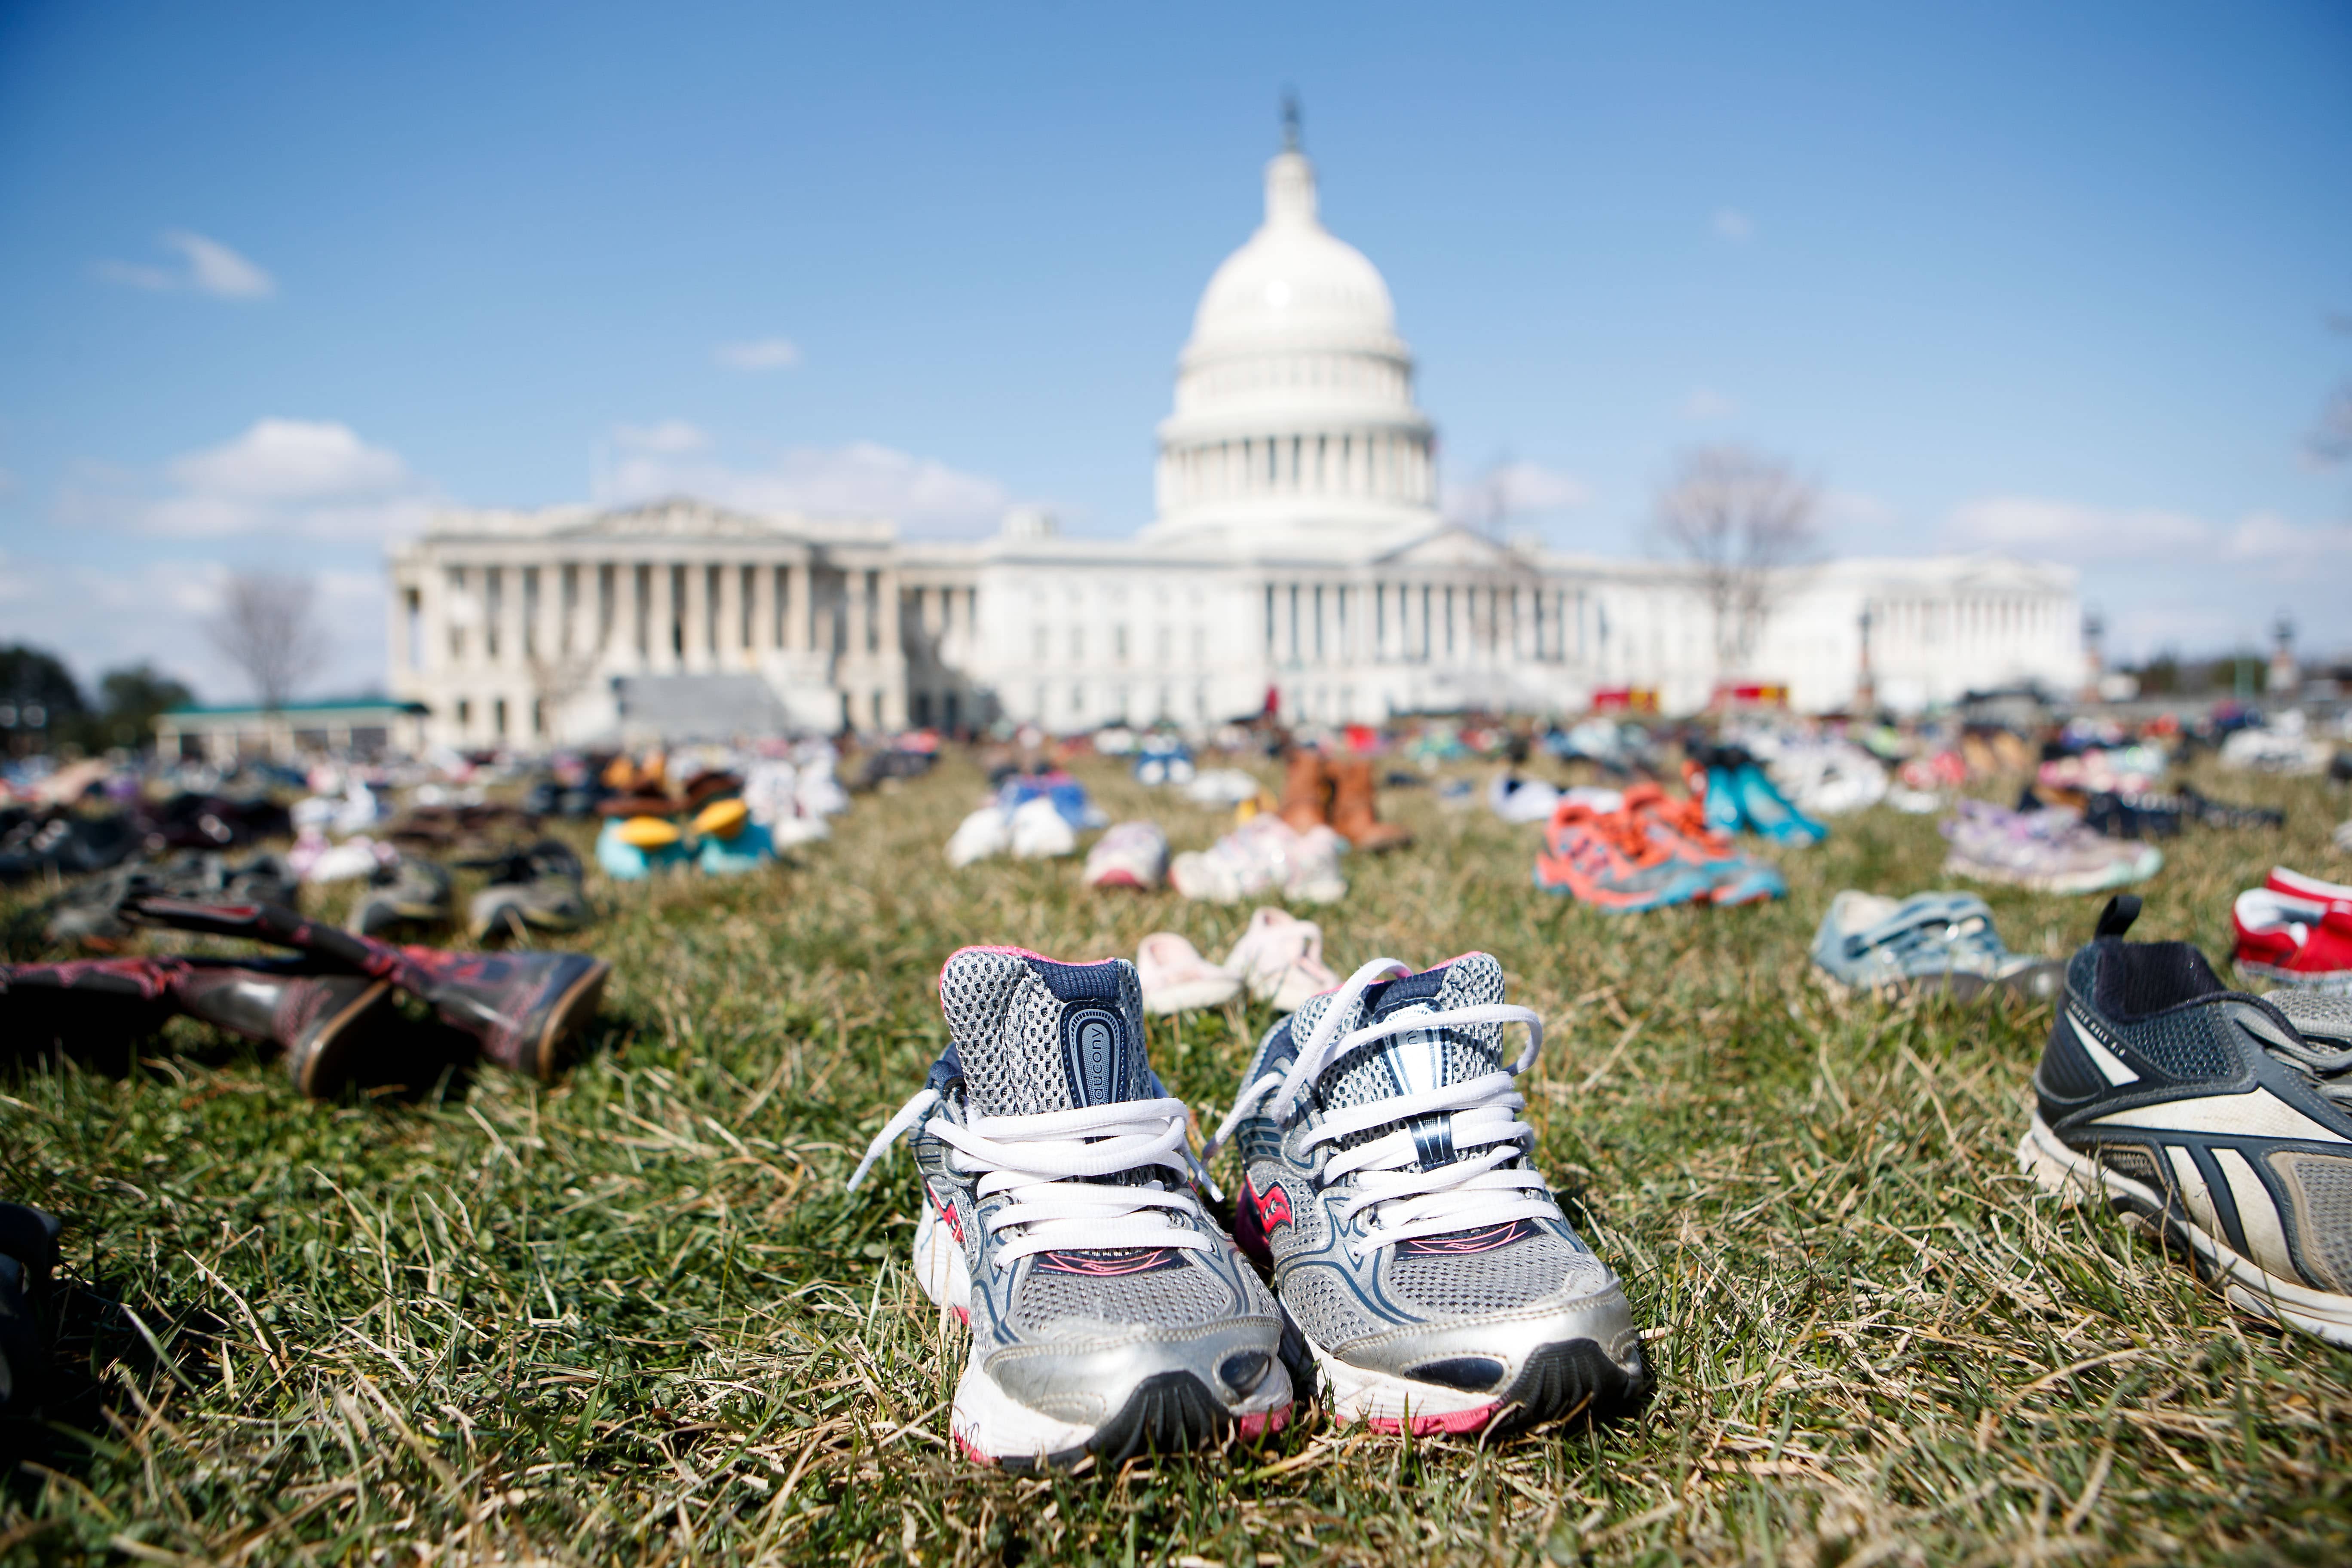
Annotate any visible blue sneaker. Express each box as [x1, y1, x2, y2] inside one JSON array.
[[1730, 761, 1826, 845], [1810, 890, 2060, 1001]]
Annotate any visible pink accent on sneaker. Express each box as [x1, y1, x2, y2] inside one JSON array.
[[954, 1432, 995, 1466], [1234, 1404, 1292, 1439], [953, 1306, 970, 1326], [1362, 1403, 1498, 1437], [937, 945, 1119, 990]]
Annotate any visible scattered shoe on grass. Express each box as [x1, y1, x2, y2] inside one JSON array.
[[1219, 906, 1339, 1013], [1083, 821, 1168, 890], [597, 817, 689, 880], [0, 1202, 61, 1413], [1205, 952, 1653, 1435], [2233, 871, 2352, 993], [466, 839, 593, 940], [2019, 895, 2352, 1349], [692, 798, 777, 875], [1626, 784, 1785, 906], [1534, 799, 1711, 912], [848, 946, 1292, 1467], [1940, 799, 2162, 894], [1170, 816, 1347, 905], [1136, 932, 1244, 1014], [350, 855, 456, 939], [1810, 890, 2061, 1003]]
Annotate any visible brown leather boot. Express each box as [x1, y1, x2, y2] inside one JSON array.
[[1278, 750, 1333, 833], [1328, 757, 1412, 851]]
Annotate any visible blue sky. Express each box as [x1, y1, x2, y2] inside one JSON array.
[[3, 0, 2348, 698]]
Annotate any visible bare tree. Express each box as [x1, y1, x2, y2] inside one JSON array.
[[1654, 444, 1818, 680], [205, 571, 328, 711], [1455, 451, 1520, 539]]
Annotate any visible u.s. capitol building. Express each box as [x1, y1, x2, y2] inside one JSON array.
[[388, 132, 2083, 746]]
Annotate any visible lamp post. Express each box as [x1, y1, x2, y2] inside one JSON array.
[[1855, 602, 1875, 715]]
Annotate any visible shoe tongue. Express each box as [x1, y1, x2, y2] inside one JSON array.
[[939, 949, 1151, 1118], [1315, 954, 1507, 1118]]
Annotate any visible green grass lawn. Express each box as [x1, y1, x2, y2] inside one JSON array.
[[4, 756, 2351, 1566]]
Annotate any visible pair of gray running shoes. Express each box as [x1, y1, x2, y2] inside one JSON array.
[[848, 946, 1653, 1468]]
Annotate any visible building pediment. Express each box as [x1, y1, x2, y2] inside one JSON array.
[[1373, 525, 1527, 569], [552, 498, 802, 542]]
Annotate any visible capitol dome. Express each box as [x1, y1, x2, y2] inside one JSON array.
[[1145, 124, 1439, 547], [1186, 152, 1401, 353]]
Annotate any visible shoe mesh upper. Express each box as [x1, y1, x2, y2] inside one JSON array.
[[1008, 1254, 1248, 1333], [1316, 956, 1507, 1127], [1388, 1231, 1607, 1317], [2272, 1152, 2352, 1295], [1283, 1267, 1380, 1348], [939, 949, 1148, 1117], [2118, 1001, 2233, 1081], [2274, 990, 2352, 1045]]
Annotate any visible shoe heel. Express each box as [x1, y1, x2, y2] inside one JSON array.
[[2016, 1119, 2094, 1204]]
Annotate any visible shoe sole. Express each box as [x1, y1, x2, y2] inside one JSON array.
[[2018, 1112, 2352, 1348], [1943, 848, 2162, 896], [908, 1200, 1292, 1468], [287, 979, 399, 1098], [1312, 1333, 1652, 1437], [1530, 864, 1706, 913], [526, 959, 612, 1081]]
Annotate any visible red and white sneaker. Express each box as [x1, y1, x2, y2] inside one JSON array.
[[2234, 887, 2352, 993], [2269, 867, 2352, 916]]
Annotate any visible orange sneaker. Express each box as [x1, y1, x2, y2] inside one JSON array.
[[1625, 784, 1786, 906], [1534, 799, 1713, 912]]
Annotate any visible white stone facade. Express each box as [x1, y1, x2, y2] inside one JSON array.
[[387, 135, 2083, 747]]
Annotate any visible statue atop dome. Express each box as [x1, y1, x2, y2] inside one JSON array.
[[1281, 89, 1302, 153]]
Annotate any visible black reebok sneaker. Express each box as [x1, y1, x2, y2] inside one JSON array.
[[2019, 896, 2352, 1346]]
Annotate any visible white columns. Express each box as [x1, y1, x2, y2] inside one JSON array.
[[683, 560, 710, 670], [718, 560, 745, 667], [498, 563, 526, 670], [752, 563, 777, 657], [649, 563, 677, 671]]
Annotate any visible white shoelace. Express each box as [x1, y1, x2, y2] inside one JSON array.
[[1204, 957, 1556, 1259], [847, 1086, 1215, 1264]]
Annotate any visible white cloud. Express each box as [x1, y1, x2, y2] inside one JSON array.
[[1944, 495, 2209, 558], [1681, 386, 1737, 420], [1443, 460, 1590, 525], [1712, 208, 1754, 243], [2220, 510, 2352, 566], [165, 419, 410, 503], [55, 419, 428, 542], [612, 419, 714, 455], [714, 337, 802, 371], [97, 230, 276, 300], [597, 429, 1016, 538]]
